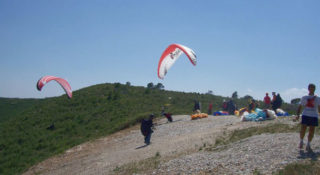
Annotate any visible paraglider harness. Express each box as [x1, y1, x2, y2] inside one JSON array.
[[140, 118, 153, 136]]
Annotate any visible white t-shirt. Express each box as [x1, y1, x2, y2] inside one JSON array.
[[300, 95, 320, 118]]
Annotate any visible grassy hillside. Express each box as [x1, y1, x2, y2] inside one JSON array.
[[0, 83, 297, 175], [0, 98, 40, 123]]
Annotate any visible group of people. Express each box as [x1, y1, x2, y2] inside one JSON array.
[[263, 92, 283, 112], [221, 99, 237, 115], [140, 83, 319, 152]]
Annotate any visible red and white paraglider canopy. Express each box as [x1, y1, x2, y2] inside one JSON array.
[[157, 44, 197, 79], [37, 75, 72, 98]]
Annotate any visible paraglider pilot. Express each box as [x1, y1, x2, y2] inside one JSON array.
[[193, 100, 201, 113], [163, 113, 173, 122], [140, 114, 154, 145]]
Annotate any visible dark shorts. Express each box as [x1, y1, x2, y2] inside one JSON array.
[[301, 115, 319, 126]]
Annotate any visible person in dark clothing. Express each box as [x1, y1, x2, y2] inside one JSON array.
[[227, 100, 236, 115], [276, 93, 283, 109], [248, 99, 256, 112], [161, 106, 165, 116], [271, 92, 277, 112], [46, 123, 55, 130], [272, 93, 283, 112], [140, 114, 154, 145], [193, 100, 201, 113]]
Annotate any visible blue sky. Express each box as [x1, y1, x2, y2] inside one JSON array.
[[1, 0, 319, 103]]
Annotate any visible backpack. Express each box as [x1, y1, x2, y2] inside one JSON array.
[[140, 119, 149, 136]]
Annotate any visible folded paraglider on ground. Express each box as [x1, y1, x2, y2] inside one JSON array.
[[191, 113, 208, 120], [240, 108, 289, 122], [276, 108, 289, 117], [213, 111, 229, 116]]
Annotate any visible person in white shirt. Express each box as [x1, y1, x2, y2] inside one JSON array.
[[296, 83, 320, 152]]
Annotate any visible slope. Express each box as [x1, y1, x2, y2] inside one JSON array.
[[0, 82, 297, 175]]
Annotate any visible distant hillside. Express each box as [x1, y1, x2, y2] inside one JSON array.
[[0, 98, 40, 123], [0, 83, 297, 175]]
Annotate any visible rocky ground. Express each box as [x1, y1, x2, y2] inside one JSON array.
[[23, 115, 320, 175]]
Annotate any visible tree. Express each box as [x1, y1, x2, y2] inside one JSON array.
[[107, 92, 112, 101], [242, 95, 253, 100], [291, 98, 300, 105], [144, 88, 151, 94], [114, 82, 121, 89], [206, 90, 213, 95], [147, 82, 154, 89], [232, 91, 238, 99], [155, 83, 165, 90]]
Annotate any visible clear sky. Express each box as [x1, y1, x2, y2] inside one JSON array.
[[1, 0, 319, 103]]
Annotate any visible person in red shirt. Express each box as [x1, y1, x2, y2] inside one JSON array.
[[208, 102, 213, 115], [264, 93, 271, 109]]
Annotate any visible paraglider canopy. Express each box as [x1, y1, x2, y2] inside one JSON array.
[[36, 75, 72, 98], [157, 44, 197, 79]]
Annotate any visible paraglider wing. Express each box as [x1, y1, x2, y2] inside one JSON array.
[[157, 44, 197, 79], [37, 75, 72, 98]]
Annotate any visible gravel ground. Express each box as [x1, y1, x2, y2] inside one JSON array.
[[23, 115, 319, 175], [154, 133, 320, 175]]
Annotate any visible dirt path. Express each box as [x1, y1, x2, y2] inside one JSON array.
[[23, 115, 290, 175]]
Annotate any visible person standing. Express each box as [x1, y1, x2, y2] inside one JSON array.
[[208, 102, 213, 115], [271, 92, 277, 112], [227, 99, 236, 115], [140, 114, 154, 145], [276, 93, 283, 109], [295, 84, 320, 152], [248, 99, 256, 113], [222, 100, 228, 111], [264, 93, 271, 109], [193, 100, 201, 113]]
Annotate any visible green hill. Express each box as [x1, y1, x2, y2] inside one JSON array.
[[0, 98, 40, 123], [0, 83, 297, 175]]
